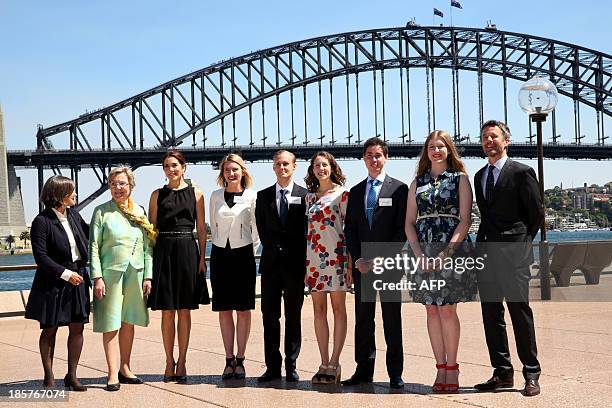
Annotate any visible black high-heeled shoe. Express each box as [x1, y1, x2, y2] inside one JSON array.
[[234, 356, 246, 380], [174, 363, 187, 385], [118, 371, 143, 385], [163, 361, 176, 383], [63, 374, 87, 392], [221, 356, 235, 380]]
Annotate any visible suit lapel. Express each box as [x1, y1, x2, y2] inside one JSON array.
[[490, 159, 512, 205], [354, 179, 368, 226], [475, 166, 486, 205]]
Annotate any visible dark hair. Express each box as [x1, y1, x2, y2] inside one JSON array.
[[304, 151, 346, 192], [162, 150, 186, 168], [480, 120, 511, 141], [362, 137, 388, 157], [416, 130, 467, 177], [40, 176, 75, 209]]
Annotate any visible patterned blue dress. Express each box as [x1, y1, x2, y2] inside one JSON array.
[[410, 170, 477, 305]]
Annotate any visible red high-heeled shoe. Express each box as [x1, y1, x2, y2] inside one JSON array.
[[432, 363, 446, 393], [445, 364, 460, 392]]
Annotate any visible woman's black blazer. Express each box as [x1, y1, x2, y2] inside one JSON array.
[[30, 207, 90, 291]]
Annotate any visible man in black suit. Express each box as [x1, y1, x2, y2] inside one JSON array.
[[255, 150, 307, 382], [343, 137, 408, 389], [474, 120, 543, 397]]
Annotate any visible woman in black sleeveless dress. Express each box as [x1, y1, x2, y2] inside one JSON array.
[[147, 150, 209, 384]]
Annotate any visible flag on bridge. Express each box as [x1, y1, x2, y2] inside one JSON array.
[[434, 8, 444, 17], [451, 0, 463, 9]]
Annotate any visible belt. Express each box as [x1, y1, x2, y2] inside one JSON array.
[[158, 231, 194, 239], [416, 213, 461, 221]]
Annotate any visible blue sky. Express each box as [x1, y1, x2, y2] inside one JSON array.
[[1, 0, 611, 221]]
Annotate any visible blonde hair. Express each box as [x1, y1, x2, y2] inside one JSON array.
[[416, 130, 466, 177], [216, 154, 253, 188], [108, 166, 136, 189]]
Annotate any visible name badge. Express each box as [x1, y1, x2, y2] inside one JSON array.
[[379, 198, 392, 207], [287, 196, 301, 205], [233, 196, 247, 204], [415, 185, 429, 195]]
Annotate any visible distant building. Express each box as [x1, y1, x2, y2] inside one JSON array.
[[0, 105, 27, 242]]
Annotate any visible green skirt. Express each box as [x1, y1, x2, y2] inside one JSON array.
[[92, 264, 149, 333]]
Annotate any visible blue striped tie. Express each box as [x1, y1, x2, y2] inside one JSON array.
[[366, 179, 382, 227]]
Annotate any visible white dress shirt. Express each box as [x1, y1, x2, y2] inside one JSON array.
[[52, 208, 82, 281], [275, 180, 295, 217], [481, 155, 508, 195]]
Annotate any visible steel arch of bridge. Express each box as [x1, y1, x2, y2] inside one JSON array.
[[38, 25, 612, 149], [23, 25, 612, 209]]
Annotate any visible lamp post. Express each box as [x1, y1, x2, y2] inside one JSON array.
[[518, 76, 559, 300]]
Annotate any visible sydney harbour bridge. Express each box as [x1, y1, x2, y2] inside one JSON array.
[[6, 26, 612, 210]]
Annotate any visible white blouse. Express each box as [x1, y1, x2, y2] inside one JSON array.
[[52, 208, 81, 281]]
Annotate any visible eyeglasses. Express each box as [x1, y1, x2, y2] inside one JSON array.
[[110, 182, 129, 188]]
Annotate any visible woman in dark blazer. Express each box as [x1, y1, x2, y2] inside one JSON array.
[[25, 176, 90, 391]]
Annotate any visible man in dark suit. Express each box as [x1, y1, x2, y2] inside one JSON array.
[[343, 137, 408, 389], [255, 150, 307, 382], [474, 120, 543, 397]]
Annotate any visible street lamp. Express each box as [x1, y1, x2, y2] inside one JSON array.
[[518, 76, 559, 300]]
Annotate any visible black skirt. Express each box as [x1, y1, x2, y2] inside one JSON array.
[[210, 243, 256, 311], [25, 265, 90, 329], [148, 234, 209, 310]]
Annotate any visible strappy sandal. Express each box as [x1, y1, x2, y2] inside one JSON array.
[[222, 356, 235, 380], [311, 364, 331, 384], [432, 363, 446, 393], [445, 364, 460, 392], [326, 363, 341, 384]]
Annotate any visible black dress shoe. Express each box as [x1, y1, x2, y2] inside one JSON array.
[[474, 375, 514, 391], [118, 371, 143, 385], [285, 371, 299, 382], [105, 383, 120, 392], [341, 373, 373, 386], [257, 370, 282, 382], [389, 376, 405, 389], [63, 374, 87, 392], [523, 379, 540, 396]]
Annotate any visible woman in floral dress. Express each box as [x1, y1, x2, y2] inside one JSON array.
[[304, 151, 351, 384], [405, 130, 476, 393]]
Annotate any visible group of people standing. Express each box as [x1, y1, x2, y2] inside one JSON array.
[[24, 119, 542, 397]]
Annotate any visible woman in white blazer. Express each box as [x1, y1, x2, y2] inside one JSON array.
[[209, 153, 260, 380]]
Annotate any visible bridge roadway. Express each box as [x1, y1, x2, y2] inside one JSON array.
[[7, 142, 612, 168]]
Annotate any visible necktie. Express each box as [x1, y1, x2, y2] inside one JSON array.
[[279, 189, 289, 226], [366, 179, 381, 227], [485, 165, 495, 202]]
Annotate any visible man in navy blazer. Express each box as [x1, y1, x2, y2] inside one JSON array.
[[343, 137, 408, 389], [255, 150, 307, 382], [473, 120, 543, 397]]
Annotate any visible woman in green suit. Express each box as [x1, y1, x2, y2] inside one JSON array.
[[89, 166, 156, 391]]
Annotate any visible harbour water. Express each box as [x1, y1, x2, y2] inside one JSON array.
[[1, 231, 611, 292]]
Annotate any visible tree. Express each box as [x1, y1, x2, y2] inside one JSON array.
[[5, 234, 15, 250], [20, 230, 30, 248]]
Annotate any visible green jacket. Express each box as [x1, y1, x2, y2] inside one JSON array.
[[89, 200, 153, 279]]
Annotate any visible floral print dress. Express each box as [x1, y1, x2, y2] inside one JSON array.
[[410, 170, 477, 305], [305, 188, 350, 292]]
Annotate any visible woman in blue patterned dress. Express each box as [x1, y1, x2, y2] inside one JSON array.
[[304, 151, 351, 384], [405, 130, 476, 393]]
